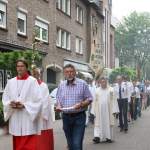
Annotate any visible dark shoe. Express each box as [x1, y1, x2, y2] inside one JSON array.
[[106, 139, 113, 143], [120, 128, 123, 132], [124, 129, 128, 133], [93, 137, 100, 144]]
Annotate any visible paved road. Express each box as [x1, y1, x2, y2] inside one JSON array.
[[1, 108, 150, 150]]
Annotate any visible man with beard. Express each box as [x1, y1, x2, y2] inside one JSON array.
[[56, 64, 93, 150]]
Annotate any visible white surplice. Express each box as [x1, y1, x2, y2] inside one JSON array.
[[92, 86, 119, 141], [39, 82, 53, 130], [2, 76, 42, 136]]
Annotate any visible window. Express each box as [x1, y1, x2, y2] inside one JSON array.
[[76, 5, 83, 24], [76, 37, 83, 54], [17, 11, 27, 35], [57, 0, 70, 16], [35, 19, 49, 43], [109, 0, 112, 6], [0, 2, 6, 28], [56, 27, 71, 50]]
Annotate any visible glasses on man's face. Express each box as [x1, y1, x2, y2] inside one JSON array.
[[16, 65, 25, 68]]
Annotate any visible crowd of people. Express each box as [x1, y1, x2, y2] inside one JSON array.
[[86, 75, 150, 144], [2, 59, 150, 150]]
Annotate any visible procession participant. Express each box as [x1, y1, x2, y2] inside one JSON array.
[[114, 75, 129, 133], [56, 64, 93, 150], [122, 76, 133, 122], [2, 59, 42, 150], [132, 80, 141, 120], [87, 78, 96, 125], [92, 77, 119, 143], [32, 67, 54, 150]]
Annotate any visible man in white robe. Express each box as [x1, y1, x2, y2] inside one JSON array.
[[92, 77, 119, 143], [2, 59, 42, 150], [32, 67, 54, 150]]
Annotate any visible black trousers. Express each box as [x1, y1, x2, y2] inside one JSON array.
[[118, 98, 128, 130], [134, 98, 140, 120], [130, 97, 134, 120]]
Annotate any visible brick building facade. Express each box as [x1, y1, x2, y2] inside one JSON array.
[[0, 0, 115, 90]]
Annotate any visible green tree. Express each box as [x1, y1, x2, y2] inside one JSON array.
[[109, 67, 136, 83], [115, 11, 150, 79], [0, 50, 42, 77]]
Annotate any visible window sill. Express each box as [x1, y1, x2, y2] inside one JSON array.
[[76, 52, 83, 56], [76, 20, 83, 26], [35, 38, 49, 45], [0, 27, 8, 32], [56, 46, 72, 52], [17, 33, 27, 38], [56, 8, 71, 18]]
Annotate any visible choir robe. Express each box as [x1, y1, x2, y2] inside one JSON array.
[[2, 75, 42, 150], [92, 86, 119, 141], [37, 81, 54, 150]]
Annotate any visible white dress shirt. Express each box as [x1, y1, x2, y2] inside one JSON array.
[[114, 82, 129, 100]]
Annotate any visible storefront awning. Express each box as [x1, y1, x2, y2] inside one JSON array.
[[64, 59, 94, 72], [80, 71, 93, 79]]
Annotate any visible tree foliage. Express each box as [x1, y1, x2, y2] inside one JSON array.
[[0, 50, 42, 77], [109, 67, 136, 83], [115, 11, 150, 77]]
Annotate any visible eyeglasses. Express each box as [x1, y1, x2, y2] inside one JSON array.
[[16, 65, 25, 67]]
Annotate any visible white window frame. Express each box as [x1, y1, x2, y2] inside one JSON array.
[[66, 0, 70, 15], [57, 0, 71, 16], [0, 2, 6, 29], [66, 32, 70, 50], [56, 27, 71, 50], [76, 5, 83, 24], [17, 11, 27, 36], [56, 28, 61, 47], [57, 0, 61, 9], [35, 18, 49, 43], [76, 37, 83, 54]]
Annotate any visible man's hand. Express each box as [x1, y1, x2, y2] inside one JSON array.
[[55, 105, 62, 112], [10, 101, 17, 108], [10, 101, 24, 109], [16, 102, 24, 109], [74, 103, 82, 110]]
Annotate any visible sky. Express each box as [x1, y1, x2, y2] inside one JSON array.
[[112, 0, 150, 20]]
